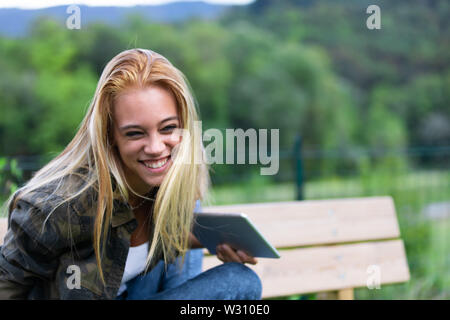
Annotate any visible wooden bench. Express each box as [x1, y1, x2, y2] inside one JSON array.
[[0, 196, 410, 299], [202, 196, 410, 299]]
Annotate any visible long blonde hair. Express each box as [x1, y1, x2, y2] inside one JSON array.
[[7, 48, 210, 285]]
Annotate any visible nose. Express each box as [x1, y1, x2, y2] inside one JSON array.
[[143, 133, 166, 157]]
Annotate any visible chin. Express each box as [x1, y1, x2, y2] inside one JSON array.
[[140, 173, 167, 189]]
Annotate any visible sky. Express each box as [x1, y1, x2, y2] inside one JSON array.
[[0, 0, 254, 9]]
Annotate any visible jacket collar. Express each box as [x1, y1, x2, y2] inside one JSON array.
[[111, 185, 159, 228], [111, 199, 136, 228]]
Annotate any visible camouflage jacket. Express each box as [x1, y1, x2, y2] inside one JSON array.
[[0, 181, 165, 300]]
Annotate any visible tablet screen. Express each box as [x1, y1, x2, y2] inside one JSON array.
[[193, 212, 280, 259]]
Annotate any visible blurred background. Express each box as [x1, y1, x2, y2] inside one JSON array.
[[0, 0, 448, 299]]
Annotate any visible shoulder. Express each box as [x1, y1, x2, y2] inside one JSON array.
[[8, 174, 98, 248], [14, 172, 97, 219]]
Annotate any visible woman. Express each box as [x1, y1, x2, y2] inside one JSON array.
[[0, 49, 261, 299]]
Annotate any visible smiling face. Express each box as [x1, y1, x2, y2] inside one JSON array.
[[112, 85, 181, 195]]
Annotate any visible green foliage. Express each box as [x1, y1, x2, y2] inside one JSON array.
[[30, 67, 96, 153], [0, 157, 23, 204], [28, 18, 78, 73], [0, 0, 447, 181]]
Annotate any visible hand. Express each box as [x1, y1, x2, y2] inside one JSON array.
[[215, 243, 258, 265]]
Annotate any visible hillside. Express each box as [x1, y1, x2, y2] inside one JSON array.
[[0, 1, 228, 37]]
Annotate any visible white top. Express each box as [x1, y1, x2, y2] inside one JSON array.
[[117, 241, 149, 296]]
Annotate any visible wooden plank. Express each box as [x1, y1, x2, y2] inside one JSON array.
[[317, 289, 354, 300], [203, 196, 400, 247], [338, 288, 354, 300], [202, 239, 410, 298], [0, 218, 7, 246]]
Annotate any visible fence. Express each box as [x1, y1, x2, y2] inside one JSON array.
[[1, 143, 450, 201]]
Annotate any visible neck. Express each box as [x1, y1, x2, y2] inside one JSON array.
[[129, 186, 159, 206]]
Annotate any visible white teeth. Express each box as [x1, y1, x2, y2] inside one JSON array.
[[143, 157, 169, 169]]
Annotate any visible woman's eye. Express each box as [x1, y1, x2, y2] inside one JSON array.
[[161, 125, 177, 132], [125, 131, 142, 137]]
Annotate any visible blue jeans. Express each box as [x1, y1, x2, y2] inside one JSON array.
[[116, 249, 262, 300]]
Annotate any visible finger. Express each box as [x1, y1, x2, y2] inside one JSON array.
[[237, 250, 258, 265], [216, 247, 225, 262], [220, 244, 243, 263], [216, 245, 232, 263]]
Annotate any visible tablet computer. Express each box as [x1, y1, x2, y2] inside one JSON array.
[[193, 212, 280, 259]]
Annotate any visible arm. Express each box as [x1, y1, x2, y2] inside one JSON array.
[[0, 198, 67, 299], [188, 232, 204, 249]]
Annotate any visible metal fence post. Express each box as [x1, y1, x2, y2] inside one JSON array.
[[294, 135, 304, 201]]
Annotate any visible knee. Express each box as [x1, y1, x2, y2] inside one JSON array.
[[221, 262, 262, 300]]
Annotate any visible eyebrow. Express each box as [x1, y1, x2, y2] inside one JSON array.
[[119, 116, 179, 131]]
